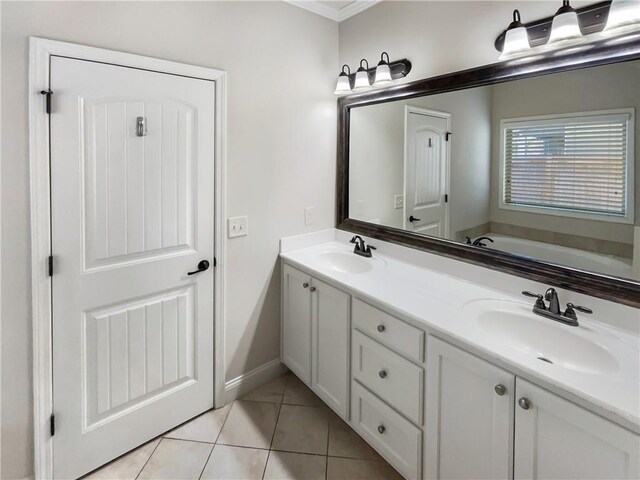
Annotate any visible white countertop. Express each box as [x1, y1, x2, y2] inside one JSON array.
[[280, 234, 640, 434]]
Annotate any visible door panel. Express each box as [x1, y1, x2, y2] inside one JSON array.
[[51, 56, 215, 479], [426, 336, 515, 480], [282, 265, 312, 383], [514, 379, 639, 479], [84, 98, 197, 269], [405, 109, 449, 237], [311, 278, 350, 418]]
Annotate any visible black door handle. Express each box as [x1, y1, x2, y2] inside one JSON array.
[[188, 260, 210, 275], [409, 215, 421, 222]]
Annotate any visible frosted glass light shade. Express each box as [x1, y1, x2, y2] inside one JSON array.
[[354, 70, 370, 89], [604, 0, 640, 35], [334, 75, 351, 95], [500, 26, 530, 60], [548, 10, 583, 45], [374, 63, 392, 84]]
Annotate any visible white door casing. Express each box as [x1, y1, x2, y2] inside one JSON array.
[[404, 107, 451, 238], [29, 38, 227, 480]]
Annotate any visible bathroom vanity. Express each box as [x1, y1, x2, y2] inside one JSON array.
[[279, 231, 639, 480]]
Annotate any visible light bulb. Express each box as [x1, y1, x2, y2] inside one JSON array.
[[499, 10, 531, 60], [603, 0, 640, 36], [353, 59, 370, 90], [547, 0, 583, 46], [333, 65, 352, 95], [374, 52, 392, 84]]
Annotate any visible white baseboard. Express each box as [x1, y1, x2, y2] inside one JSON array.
[[224, 358, 288, 403]]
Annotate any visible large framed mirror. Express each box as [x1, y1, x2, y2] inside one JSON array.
[[337, 36, 640, 308]]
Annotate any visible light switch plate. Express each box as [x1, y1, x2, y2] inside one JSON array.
[[304, 206, 314, 225], [228, 216, 248, 238], [394, 195, 404, 209]]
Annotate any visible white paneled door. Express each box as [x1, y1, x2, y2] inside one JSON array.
[[50, 57, 216, 479], [404, 107, 450, 238]]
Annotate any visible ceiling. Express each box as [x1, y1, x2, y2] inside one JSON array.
[[285, 0, 382, 22]]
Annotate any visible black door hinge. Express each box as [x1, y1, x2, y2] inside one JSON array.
[[445, 132, 452, 141], [48, 255, 54, 276], [50, 414, 55, 436], [213, 257, 217, 267], [40, 89, 53, 114], [445, 194, 449, 203]]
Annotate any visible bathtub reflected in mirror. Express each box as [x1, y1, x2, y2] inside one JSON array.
[[348, 61, 640, 280]]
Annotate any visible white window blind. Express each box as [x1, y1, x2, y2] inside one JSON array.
[[502, 112, 633, 220]]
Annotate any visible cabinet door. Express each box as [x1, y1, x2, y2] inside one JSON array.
[[515, 378, 639, 480], [311, 278, 350, 418], [426, 336, 515, 480], [282, 264, 312, 384]]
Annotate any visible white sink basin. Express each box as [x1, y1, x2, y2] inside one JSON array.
[[316, 251, 373, 274], [464, 300, 619, 375]]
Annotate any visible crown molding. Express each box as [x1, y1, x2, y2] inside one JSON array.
[[285, 0, 382, 22]]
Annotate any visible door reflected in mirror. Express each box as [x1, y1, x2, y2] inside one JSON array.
[[349, 61, 639, 280]]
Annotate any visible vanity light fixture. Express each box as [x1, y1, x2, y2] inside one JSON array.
[[334, 64, 352, 95], [547, 0, 583, 46], [374, 52, 392, 84], [354, 59, 371, 90], [499, 9, 531, 60], [603, 0, 640, 36], [333, 54, 412, 95], [495, 0, 640, 60]]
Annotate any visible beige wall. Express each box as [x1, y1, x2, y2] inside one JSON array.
[[489, 62, 640, 243], [1, 2, 337, 478], [339, 1, 594, 85]]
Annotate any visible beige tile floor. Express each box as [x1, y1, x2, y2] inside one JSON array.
[[83, 373, 402, 480]]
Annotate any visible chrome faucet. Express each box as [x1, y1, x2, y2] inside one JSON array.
[[522, 288, 593, 327], [544, 288, 561, 315], [350, 235, 376, 258]]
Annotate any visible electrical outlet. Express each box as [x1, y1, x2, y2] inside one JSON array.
[[304, 207, 315, 225], [356, 200, 364, 217], [394, 195, 404, 209], [228, 216, 248, 238]]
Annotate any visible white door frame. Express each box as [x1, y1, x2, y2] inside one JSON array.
[[403, 105, 452, 238], [28, 37, 227, 479]]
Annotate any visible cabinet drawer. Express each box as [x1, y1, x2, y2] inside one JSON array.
[[352, 330, 423, 425], [351, 381, 422, 480], [353, 299, 424, 363]]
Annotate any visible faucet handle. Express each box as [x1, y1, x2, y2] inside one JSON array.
[[522, 291, 546, 310], [565, 303, 593, 318], [522, 291, 542, 299]]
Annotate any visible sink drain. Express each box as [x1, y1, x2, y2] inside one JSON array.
[[537, 356, 554, 364]]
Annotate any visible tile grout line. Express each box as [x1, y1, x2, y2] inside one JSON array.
[[134, 436, 164, 480], [196, 442, 215, 480], [325, 413, 331, 480], [262, 375, 288, 479], [213, 403, 233, 445]]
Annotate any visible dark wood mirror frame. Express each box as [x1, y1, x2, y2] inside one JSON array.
[[336, 36, 640, 308]]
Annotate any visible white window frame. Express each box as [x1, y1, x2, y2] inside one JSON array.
[[498, 108, 635, 224]]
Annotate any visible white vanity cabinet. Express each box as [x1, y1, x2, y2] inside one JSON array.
[[280, 259, 639, 480], [514, 378, 639, 480], [426, 337, 640, 480], [281, 264, 350, 418], [425, 336, 515, 479]]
